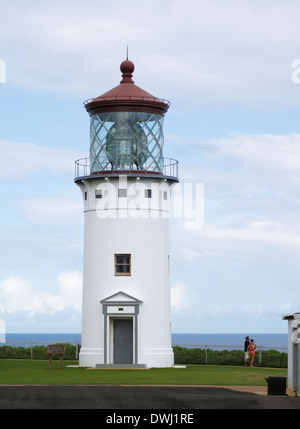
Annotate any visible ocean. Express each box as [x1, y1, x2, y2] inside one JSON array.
[[2, 332, 288, 352]]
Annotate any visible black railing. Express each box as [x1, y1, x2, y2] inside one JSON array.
[[75, 157, 179, 180]]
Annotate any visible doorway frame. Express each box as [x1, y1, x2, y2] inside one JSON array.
[[100, 291, 142, 365]]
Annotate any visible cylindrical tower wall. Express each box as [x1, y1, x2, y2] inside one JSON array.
[[78, 176, 175, 367]]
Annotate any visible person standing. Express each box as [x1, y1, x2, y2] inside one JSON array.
[[248, 339, 256, 367], [244, 336, 250, 366]]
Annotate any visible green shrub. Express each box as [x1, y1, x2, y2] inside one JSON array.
[[0, 344, 287, 368], [173, 346, 287, 368], [0, 343, 80, 360], [260, 349, 287, 368]]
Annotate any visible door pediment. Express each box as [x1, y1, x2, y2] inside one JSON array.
[[100, 291, 142, 305]]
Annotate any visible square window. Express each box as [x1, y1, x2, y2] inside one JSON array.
[[115, 254, 131, 276], [95, 189, 102, 199], [118, 189, 127, 198], [145, 189, 152, 198]]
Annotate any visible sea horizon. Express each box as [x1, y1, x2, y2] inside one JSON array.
[[2, 332, 288, 351]]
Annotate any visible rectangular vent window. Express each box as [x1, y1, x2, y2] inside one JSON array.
[[118, 189, 127, 198]]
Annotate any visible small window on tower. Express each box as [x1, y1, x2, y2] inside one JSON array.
[[118, 189, 127, 198], [115, 254, 131, 276], [145, 189, 152, 198], [95, 189, 102, 199]]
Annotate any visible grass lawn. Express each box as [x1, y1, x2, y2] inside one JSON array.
[[0, 360, 287, 386]]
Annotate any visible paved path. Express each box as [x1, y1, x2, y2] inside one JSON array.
[[0, 385, 299, 409]]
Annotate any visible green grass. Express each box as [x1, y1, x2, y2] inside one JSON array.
[[0, 360, 287, 386]]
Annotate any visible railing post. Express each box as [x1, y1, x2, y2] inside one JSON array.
[[258, 346, 262, 365]]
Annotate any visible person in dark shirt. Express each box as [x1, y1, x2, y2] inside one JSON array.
[[244, 336, 250, 366]]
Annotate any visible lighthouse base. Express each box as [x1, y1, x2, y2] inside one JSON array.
[[79, 348, 103, 368], [140, 348, 174, 368], [95, 364, 147, 369], [79, 347, 174, 368]]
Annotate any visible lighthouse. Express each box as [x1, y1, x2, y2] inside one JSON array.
[[75, 58, 179, 368]]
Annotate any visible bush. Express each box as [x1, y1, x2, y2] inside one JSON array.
[[173, 346, 287, 368], [260, 349, 287, 368], [0, 344, 287, 368], [0, 343, 80, 360]]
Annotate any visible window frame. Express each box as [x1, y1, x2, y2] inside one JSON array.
[[118, 189, 127, 198], [115, 254, 131, 276]]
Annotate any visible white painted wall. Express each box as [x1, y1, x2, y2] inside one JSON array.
[[77, 176, 175, 367]]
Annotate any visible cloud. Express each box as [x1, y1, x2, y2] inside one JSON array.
[[1, 0, 300, 335], [171, 280, 191, 312], [176, 133, 300, 220], [12, 194, 82, 224], [211, 134, 300, 173], [0, 0, 299, 107], [0, 271, 82, 316], [0, 139, 84, 180], [168, 130, 300, 332]]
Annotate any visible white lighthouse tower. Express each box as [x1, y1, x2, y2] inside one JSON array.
[[75, 58, 179, 368]]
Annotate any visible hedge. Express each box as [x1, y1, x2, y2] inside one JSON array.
[[173, 346, 288, 368], [0, 343, 80, 360], [0, 344, 288, 368]]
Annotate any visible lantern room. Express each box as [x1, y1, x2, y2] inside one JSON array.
[[81, 59, 173, 177]]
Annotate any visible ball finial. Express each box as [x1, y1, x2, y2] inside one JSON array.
[[120, 59, 135, 74], [120, 49, 135, 84]]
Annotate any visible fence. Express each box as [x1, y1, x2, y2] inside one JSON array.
[[0, 340, 80, 360], [0, 340, 288, 367], [172, 344, 288, 367]]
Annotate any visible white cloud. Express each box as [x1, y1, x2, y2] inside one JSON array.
[[168, 130, 300, 332], [0, 271, 82, 316], [0, 139, 84, 180], [177, 133, 300, 223], [12, 194, 82, 224], [171, 280, 190, 312], [211, 134, 300, 173], [56, 271, 82, 312], [0, 0, 299, 107], [197, 222, 300, 249], [1, 1, 300, 334]]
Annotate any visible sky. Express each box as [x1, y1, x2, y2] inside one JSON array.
[[1, 0, 300, 335]]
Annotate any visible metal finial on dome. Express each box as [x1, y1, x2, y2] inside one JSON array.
[[120, 48, 134, 84], [84, 57, 170, 116]]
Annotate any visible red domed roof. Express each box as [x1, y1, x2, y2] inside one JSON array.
[[84, 59, 170, 116]]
